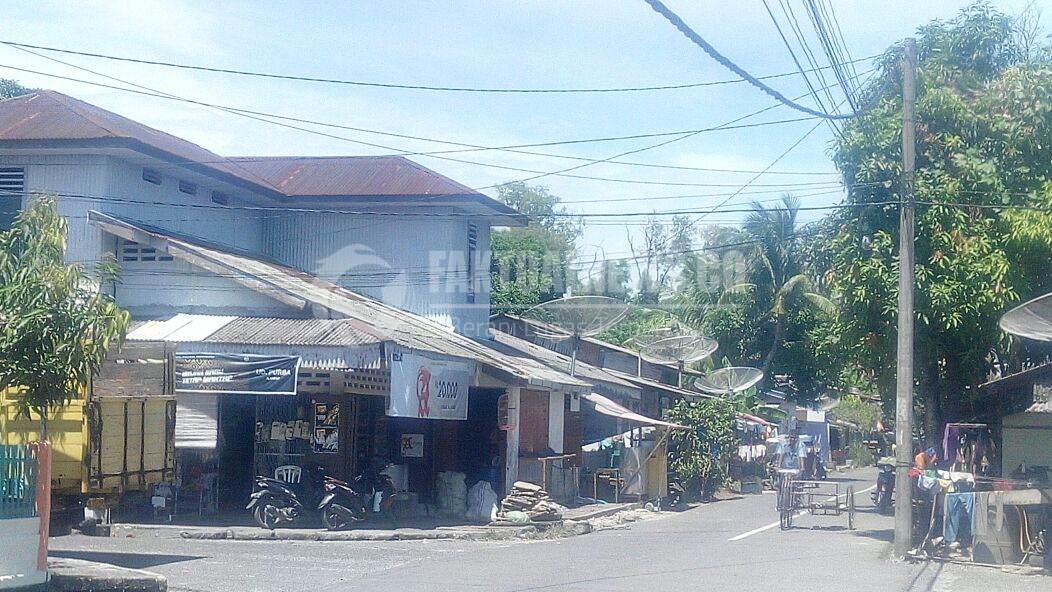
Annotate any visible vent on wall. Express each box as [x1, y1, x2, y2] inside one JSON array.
[[120, 239, 173, 263], [178, 180, 197, 195], [0, 167, 24, 231], [142, 168, 162, 185], [211, 191, 230, 205], [467, 223, 479, 304]]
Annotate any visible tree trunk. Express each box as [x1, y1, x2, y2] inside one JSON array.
[[761, 314, 786, 387]]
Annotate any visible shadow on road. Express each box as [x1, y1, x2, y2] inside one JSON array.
[[50, 550, 204, 569]]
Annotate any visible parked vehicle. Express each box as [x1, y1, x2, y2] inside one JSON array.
[[872, 457, 896, 514], [317, 462, 396, 531], [247, 466, 327, 529], [662, 470, 687, 511]]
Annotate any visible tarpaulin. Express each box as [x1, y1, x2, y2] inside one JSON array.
[[582, 392, 688, 429]]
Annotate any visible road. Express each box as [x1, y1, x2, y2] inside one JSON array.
[[50, 469, 1046, 591]]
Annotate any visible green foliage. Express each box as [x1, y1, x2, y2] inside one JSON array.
[[822, 2, 1052, 432], [665, 397, 741, 501], [490, 182, 581, 315], [0, 196, 130, 422], [834, 395, 883, 432], [0, 79, 33, 101]]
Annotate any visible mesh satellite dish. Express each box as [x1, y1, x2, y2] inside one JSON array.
[[639, 330, 718, 387], [1000, 292, 1052, 342], [523, 296, 630, 375], [694, 366, 764, 395]]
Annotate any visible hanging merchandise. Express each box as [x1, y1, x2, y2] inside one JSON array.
[[312, 402, 340, 454]]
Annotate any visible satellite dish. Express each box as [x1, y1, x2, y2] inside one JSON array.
[[695, 366, 764, 395], [639, 330, 718, 388], [523, 296, 630, 375], [1000, 292, 1052, 342]]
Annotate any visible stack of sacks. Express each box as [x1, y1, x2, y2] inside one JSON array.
[[435, 471, 467, 518], [500, 481, 564, 522]]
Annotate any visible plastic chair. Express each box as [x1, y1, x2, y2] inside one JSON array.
[[274, 465, 302, 484]]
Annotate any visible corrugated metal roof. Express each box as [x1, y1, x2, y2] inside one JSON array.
[[127, 314, 380, 347], [0, 92, 523, 223], [488, 330, 640, 400], [93, 212, 588, 393], [603, 368, 715, 400], [226, 156, 477, 198]]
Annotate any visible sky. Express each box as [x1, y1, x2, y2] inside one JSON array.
[[2, 0, 1047, 284]]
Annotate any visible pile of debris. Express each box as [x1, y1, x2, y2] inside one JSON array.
[[500, 481, 564, 522]]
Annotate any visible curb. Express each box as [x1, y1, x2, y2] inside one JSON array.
[[48, 558, 166, 592]]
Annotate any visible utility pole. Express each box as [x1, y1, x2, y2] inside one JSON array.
[[893, 37, 918, 559]]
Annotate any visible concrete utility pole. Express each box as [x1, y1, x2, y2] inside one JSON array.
[[893, 37, 918, 559]]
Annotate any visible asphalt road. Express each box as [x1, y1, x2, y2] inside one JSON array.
[[50, 469, 1047, 592]]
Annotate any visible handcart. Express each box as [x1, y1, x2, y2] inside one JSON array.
[[776, 471, 855, 530]]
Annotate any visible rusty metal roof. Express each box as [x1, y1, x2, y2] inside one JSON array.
[[127, 314, 379, 346], [93, 211, 588, 393], [226, 156, 477, 198], [0, 91, 521, 220]]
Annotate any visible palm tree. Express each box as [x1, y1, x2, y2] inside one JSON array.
[[724, 195, 834, 383]]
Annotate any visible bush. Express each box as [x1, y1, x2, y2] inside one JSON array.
[[665, 398, 741, 501]]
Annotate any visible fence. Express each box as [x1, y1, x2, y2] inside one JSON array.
[[0, 444, 38, 520]]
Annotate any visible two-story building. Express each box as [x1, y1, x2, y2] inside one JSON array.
[[0, 90, 593, 511]]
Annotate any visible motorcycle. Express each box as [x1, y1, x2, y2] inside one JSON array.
[[872, 457, 896, 514], [247, 466, 327, 529], [662, 470, 687, 511], [317, 463, 396, 531]]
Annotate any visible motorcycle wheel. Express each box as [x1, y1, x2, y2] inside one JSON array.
[[254, 503, 280, 530], [322, 504, 363, 531]]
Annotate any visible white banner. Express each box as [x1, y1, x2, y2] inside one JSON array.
[[389, 352, 472, 420]]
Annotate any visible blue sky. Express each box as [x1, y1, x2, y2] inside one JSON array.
[[2, 0, 1046, 278]]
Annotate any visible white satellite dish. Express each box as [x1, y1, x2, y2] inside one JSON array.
[[639, 330, 718, 387], [1000, 292, 1052, 342], [523, 296, 631, 375], [695, 366, 764, 395]]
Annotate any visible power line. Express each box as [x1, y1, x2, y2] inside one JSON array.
[[0, 62, 832, 189], [641, 0, 859, 120], [0, 40, 878, 95]]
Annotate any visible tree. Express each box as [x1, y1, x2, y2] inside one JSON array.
[[628, 215, 695, 305], [0, 196, 129, 434], [0, 79, 33, 100], [490, 182, 581, 315], [822, 2, 1052, 440], [665, 397, 741, 501]]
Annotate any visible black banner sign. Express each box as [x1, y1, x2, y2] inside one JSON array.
[[174, 353, 300, 395]]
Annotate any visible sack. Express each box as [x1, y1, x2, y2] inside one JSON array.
[[466, 480, 500, 523]]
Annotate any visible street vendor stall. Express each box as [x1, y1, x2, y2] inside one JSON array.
[[580, 393, 687, 503]]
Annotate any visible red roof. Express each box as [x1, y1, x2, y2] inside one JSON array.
[[226, 156, 477, 198], [0, 91, 508, 209]]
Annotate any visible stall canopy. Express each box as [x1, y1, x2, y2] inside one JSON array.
[[582, 392, 688, 429]]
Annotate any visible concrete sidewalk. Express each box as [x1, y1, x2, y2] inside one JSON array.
[[107, 502, 640, 542], [48, 558, 166, 592]]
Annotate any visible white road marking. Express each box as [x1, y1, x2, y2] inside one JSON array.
[[728, 484, 878, 541]]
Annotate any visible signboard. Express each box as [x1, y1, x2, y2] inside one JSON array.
[[174, 353, 299, 395], [389, 352, 472, 420], [400, 434, 424, 458], [312, 402, 340, 453], [497, 393, 514, 431]]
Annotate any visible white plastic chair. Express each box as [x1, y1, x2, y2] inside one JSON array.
[[274, 465, 302, 484]]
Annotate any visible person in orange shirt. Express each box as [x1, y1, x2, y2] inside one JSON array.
[[914, 446, 937, 470]]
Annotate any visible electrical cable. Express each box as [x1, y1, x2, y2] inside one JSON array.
[[640, 0, 858, 120]]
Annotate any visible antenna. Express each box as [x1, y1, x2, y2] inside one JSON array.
[[523, 296, 630, 376], [694, 366, 764, 395], [639, 329, 718, 387], [1000, 292, 1052, 342]]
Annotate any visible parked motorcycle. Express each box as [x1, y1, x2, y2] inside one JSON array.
[[247, 466, 327, 529], [318, 462, 396, 531], [872, 457, 896, 514], [662, 470, 687, 511]]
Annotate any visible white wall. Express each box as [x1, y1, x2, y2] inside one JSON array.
[[0, 517, 46, 590], [264, 213, 492, 337], [1002, 412, 1052, 474]]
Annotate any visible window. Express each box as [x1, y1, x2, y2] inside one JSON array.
[[142, 168, 162, 185], [178, 180, 197, 195], [210, 191, 230, 205], [120, 239, 173, 263], [0, 167, 24, 231], [466, 223, 479, 303]]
